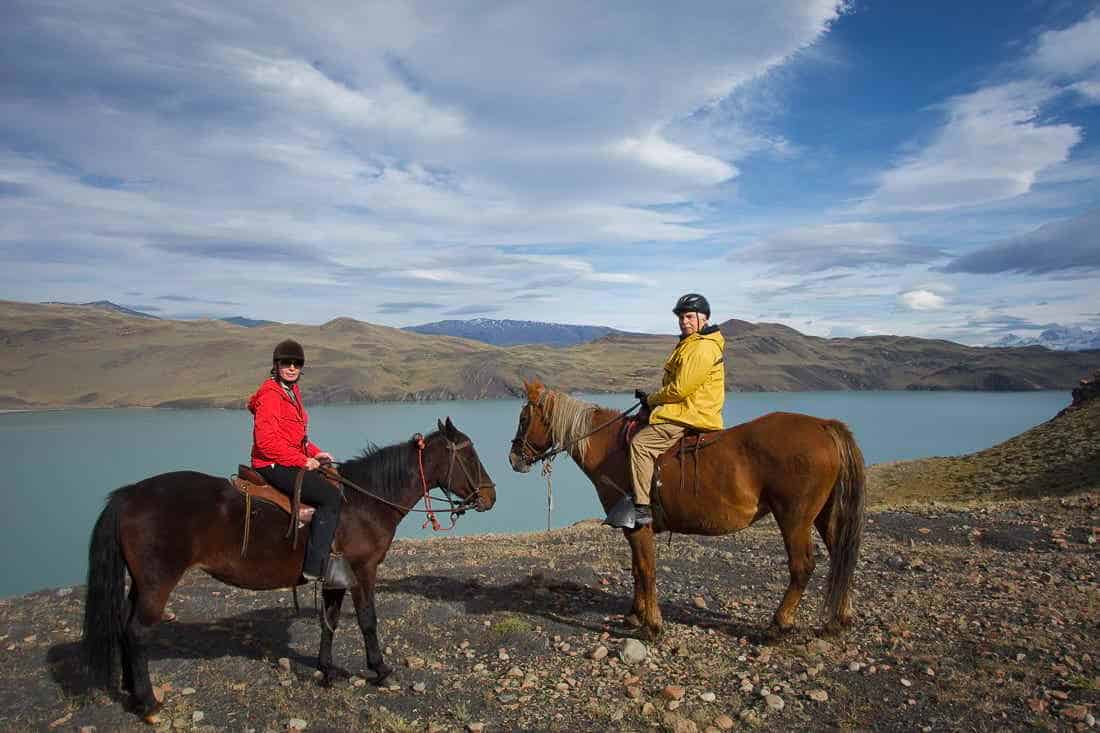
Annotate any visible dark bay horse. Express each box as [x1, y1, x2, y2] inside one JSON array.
[[83, 418, 495, 721], [508, 380, 864, 640]]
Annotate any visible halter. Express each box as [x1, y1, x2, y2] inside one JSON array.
[[322, 433, 493, 532], [511, 396, 643, 466], [511, 396, 642, 531]]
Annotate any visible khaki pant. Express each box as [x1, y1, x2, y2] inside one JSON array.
[[629, 423, 686, 505]]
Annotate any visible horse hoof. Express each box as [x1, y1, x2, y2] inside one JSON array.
[[371, 664, 394, 686], [137, 697, 163, 723]]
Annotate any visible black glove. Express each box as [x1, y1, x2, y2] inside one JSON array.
[[634, 389, 648, 405]]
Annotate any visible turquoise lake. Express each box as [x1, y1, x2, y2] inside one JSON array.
[[0, 390, 1069, 598]]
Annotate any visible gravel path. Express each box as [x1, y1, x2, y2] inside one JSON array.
[[1, 491, 1096, 732]]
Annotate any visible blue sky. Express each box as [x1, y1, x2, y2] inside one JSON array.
[[1, 0, 1097, 343]]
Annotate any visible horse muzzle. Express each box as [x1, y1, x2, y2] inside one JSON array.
[[475, 484, 497, 511], [508, 451, 533, 473]]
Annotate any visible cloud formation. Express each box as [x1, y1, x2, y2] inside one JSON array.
[[942, 208, 1100, 275], [736, 222, 944, 273]]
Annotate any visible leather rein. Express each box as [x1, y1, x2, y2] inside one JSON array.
[[318, 434, 491, 532], [511, 398, 643, 467]]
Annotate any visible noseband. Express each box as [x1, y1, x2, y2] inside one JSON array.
[[438, 437, 494, 515]]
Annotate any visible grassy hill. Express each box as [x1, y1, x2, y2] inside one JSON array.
[[1, 300, 1097, 408], [867, 373, 1100, 505]]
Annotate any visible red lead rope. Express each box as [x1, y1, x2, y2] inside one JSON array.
[[416, 434, 456, 532]]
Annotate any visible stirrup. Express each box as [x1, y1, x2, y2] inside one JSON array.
[[602, 494, 637, 530], [322, 554, 358, 590]]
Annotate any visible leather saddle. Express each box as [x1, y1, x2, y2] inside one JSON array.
[[621, 415, 725, 462], [233, 465, 316, 524]]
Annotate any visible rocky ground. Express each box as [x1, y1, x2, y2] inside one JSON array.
[[3, 380, 1098, 732], [1, 489, 1097, 732]]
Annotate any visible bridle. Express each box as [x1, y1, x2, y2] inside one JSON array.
[[323, 433, 494, 532], [510, 395, 642, 531], [510, 397, 643, 468]]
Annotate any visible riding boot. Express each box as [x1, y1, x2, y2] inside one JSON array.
[[633, 504, 653, 526], [602, 494, 637, 529], [322, 554, 358, 589]]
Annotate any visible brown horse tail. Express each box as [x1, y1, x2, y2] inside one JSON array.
[[82, 488, 128, 687], [822, 421, 866, 628]]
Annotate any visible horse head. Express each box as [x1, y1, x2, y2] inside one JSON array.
[[508, 379, 555, 473], [424, 417, 496, 512]]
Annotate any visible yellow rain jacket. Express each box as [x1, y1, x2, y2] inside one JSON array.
[[648, 325, 726, 431]]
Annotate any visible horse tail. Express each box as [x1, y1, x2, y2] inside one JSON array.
[[822, 421, 866, 628], [82, 489, 128, 687]]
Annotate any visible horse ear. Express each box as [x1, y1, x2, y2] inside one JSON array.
[[445, 416, 455, 431], [525, 379, 544, 402], [437, 418, 445, 434]]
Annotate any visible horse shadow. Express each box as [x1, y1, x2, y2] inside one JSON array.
[[46, 605, 321, 705], [377, 573, 776, 644]]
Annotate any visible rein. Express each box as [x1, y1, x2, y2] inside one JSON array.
[[320, 434, 490, 532], [514, 399, 643, 465], [513, 398, 643, 530]]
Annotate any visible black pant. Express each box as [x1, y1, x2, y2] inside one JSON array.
[[258, 465, 342, 576]]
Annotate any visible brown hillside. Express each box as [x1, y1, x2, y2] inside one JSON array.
[[868, 372, 1100, 505], [1, 300, 1097, 408]]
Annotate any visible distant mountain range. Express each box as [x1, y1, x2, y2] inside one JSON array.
[[41, 301, 276, 328], [3, 299, 1098, 409], [404, 318, 634, 346], [994, 326, 1100, 351]]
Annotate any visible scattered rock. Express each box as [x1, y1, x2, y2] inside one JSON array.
[[714, 714, 735, 731], [700, 691, 717, 702], [662, 685, 686, 701], [764, 694, 784, 711], [466, 724, 485, 733], [287, 719, 307, 731], [621, 639, 647, 664], [412, 682, 427, 693], [277, 657, 291, 672], [590, 645, 608, 661], [808, 689, 829, 702], [692, 596, 708, 609], [191, 711, 204, 723]]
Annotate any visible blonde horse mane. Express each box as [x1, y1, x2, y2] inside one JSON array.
[[536, 388, 598, 461]]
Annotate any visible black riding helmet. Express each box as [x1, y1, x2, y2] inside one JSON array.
[[272, 339, 305, 365], [672, 293, 710, 318]]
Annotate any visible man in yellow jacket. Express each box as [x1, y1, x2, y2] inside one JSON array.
[[631, 293, 725, 526]]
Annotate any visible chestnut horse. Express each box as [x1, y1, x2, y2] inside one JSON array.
[[83, 418, 495, 721], [508, 381, 865, 639]]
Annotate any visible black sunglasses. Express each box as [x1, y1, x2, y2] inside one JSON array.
[[277, 359, 303, 369]]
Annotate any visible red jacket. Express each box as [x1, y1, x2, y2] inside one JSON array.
[[248, 378, 322, 468]]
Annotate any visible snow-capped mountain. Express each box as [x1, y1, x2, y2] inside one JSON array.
[[404, 318, 634, 347], [994, 326, 1100, 351]]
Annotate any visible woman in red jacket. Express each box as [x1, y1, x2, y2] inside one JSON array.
[[249, 339, 339, 581]]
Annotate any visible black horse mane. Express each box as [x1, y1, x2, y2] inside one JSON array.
[[337, 430, 439, 503]]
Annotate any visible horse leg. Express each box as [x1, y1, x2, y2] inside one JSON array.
[[622, 528, 644, 628], [814, 506, 854, 630], [317, 587, 347, 687], [121, 582, 173, 720], [350, 563, 392, 685], [624, 526, 662, 639], [773, 516, 815, 632]]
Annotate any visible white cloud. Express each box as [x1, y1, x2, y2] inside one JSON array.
[[610, 132, 736, 184], [899, 289, 946, 311], [228, 49, 466, 139], [736, 221, 944, 272], [1030, 13, 1100, 77], [860, 82, 1080, 213]]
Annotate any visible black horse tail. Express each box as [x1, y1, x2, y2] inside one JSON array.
[[83, 489, 128, 687], [822, 421, 866, 629]]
